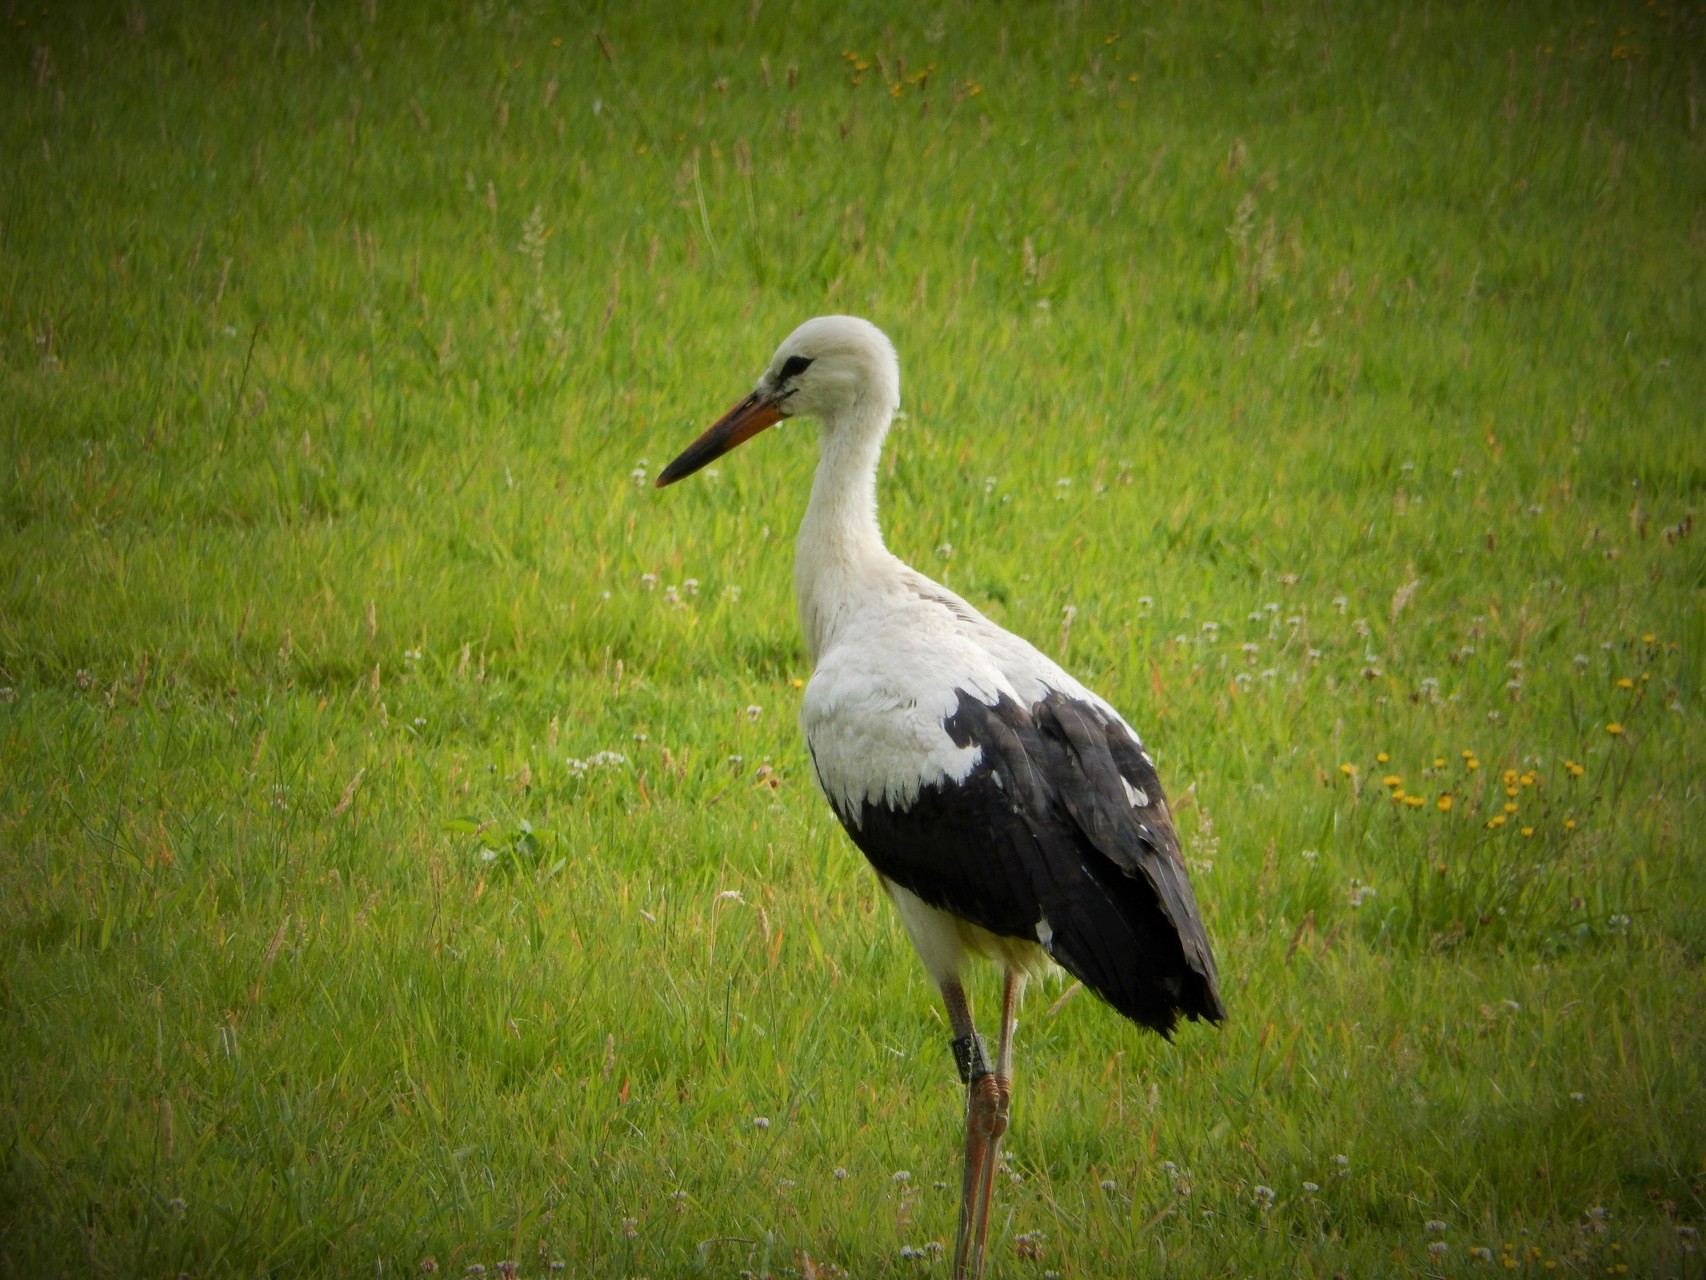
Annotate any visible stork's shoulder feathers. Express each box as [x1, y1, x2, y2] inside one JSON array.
[[801, 561, 1135, 814], [800, 571, 1013, 816]]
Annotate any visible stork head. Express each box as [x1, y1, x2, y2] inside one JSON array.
[[655, 315, 900, 487]]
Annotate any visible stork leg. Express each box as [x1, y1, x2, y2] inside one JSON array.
[[945, 972, 1024, 1280]]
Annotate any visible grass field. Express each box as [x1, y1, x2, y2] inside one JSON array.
[[3, 1, 1705, 1275]]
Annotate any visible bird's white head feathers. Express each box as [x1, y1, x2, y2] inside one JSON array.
[[761, 315, 900, 427]]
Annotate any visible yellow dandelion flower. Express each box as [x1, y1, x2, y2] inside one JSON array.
[[1642, 633, 1656, 644], [1382, 774, 1402, 788], [1504, 802, 1519, 814], [1605, 722, 1623, 735], [1564, 818, 1577, 830], [1467, 758, 1480, 771], [1437, 795, 1453, 812], [1404, 794, 1424, 807], [1339, 762, 1358, 776], [1520, 773, 1535, 787], [791, 677, 804, 689], [1390, 789, 1406, 802], [1461, 749, 1475, 759], [1505, 785, 1519, 797], [1521, 826, 1534, 837], [1377, 752, 1390, 764], [1503, 769, 1518, 785], [1434, 756, 1446, 768], [1487, 815, 1506, 829], [1615, 677, 1634, 689]]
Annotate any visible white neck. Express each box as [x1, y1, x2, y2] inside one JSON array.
[[794, 398, 898, 662]]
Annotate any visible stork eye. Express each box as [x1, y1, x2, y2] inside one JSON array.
[[778, 355, 814, 381]]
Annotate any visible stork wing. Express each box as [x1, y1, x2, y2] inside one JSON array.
[[814, 683, 1225, 1035]]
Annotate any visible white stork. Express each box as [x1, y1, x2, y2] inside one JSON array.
[[656, 315, 1223, 1280]]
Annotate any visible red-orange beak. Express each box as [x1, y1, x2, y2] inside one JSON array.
[[655, 390, 784, 487]]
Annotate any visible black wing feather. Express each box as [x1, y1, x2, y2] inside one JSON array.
[[821, 688, 1225, 1035]]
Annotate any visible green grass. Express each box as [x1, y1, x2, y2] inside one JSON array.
[[3, 0, 1704, 1275]]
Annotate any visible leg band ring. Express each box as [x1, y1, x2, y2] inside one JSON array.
[[952, 1032, 993, 1084]]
